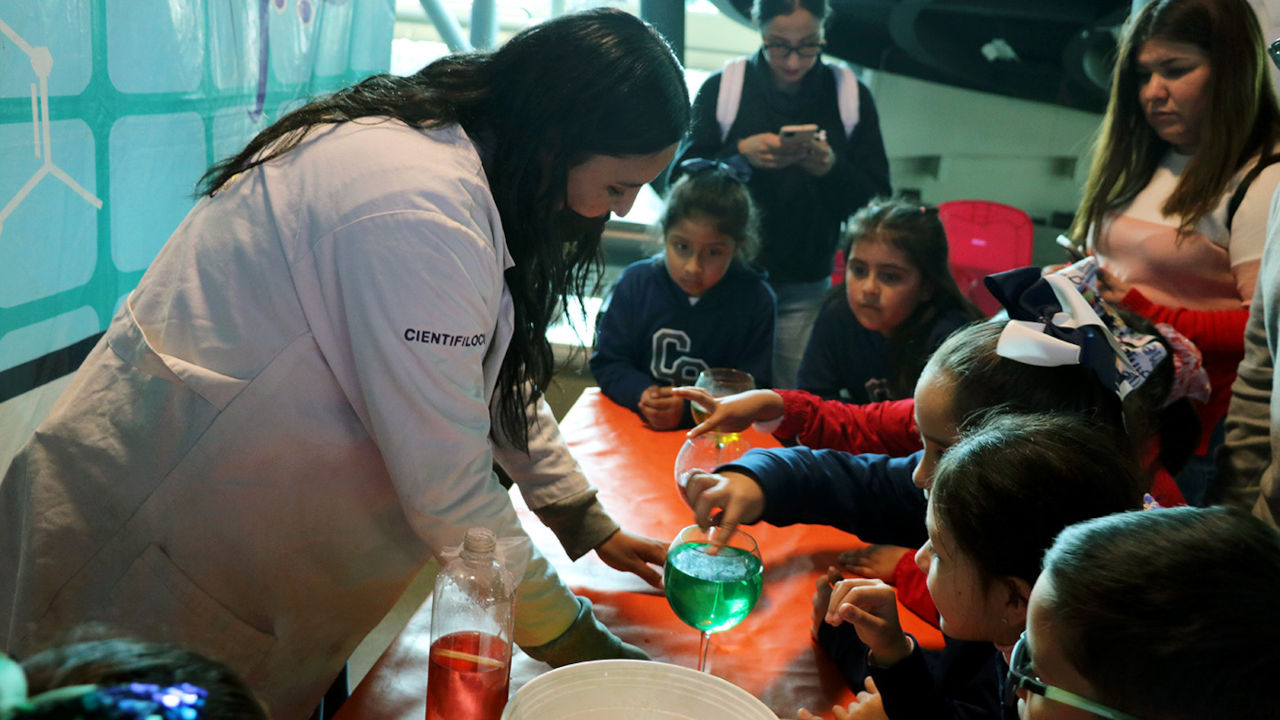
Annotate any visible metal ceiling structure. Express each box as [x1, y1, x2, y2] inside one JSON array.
[[716, 0, 1132, 113]]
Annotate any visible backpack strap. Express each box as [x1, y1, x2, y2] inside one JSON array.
[[715, 56, 749, 142], [1226, 154, 1280, 232], [830, 61, 861, 138], [714, 56, 862, 142]]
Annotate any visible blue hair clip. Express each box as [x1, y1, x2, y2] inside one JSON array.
[[0, 654, 207, 720], [678, 156, 752, 184], [983, 257, 1167, 400], [82, 683, 207, 720]]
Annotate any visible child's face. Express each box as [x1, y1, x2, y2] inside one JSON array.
[[910, 366, 959, 492], [664, 217, 736, 298], [845, 238, 929, 334], [914, 500, 1016, 643], [1016, 575, 1103, 720]]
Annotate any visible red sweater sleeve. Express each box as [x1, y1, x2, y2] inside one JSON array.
[[891, 549, 939, 628], [773, 390, 922, 455], [1121, 288, 1248, 353]]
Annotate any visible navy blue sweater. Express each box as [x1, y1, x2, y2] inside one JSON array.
[[723, 446, 928, 548], [590, 254, 775, 422], [798, 293, 975, 403], [728, 447, 1014, 720]]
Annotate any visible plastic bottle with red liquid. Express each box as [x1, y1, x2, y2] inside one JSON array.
[[425, 527, 515, 720]]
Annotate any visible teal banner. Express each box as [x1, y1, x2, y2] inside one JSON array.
[[0, 0, 394, 401]]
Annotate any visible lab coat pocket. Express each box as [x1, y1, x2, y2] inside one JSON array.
[[109, 302, 249, 411], [108, 543, 275, 674]]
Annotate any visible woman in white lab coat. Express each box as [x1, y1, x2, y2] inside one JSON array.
[[0, 9, 688, 720]]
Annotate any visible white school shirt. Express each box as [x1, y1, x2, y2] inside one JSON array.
[[0, 121, 586, 720]]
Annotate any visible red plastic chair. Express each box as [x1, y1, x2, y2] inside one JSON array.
[[937, 200, 1034, 317]]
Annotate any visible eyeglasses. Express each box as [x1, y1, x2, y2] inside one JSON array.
[[1006, 633, 1147, 720], [763, 41, 825, 59]]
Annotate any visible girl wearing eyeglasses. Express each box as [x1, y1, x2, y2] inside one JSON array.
[[1020, 505, 1280, 720], [803, 413, 1143, 720], [669, 0, 891, 390]]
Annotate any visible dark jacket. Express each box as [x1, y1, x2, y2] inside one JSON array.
[[670, 50, 892, 285], [590, 254, 775, 425]]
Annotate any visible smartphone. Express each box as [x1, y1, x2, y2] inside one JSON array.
[[779, 123, 818, 152], [1270, 37, 1280, 70]]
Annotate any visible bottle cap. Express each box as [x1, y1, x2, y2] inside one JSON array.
[[462, 527, 497, 555]]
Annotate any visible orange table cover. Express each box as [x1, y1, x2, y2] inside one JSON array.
[[336, 388, 942, 720]]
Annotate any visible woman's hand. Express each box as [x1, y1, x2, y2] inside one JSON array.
[[638, 385, 684, 431], [593, 529, 667, 589], [671, 387, 784, 438], [797, 678, 887, 720], [827, 578, 913, 668], [1095, 264, 1133, 305], [678, 470, 765, 549], [798, 136, 835, 177], [737, 132, 805, 170]]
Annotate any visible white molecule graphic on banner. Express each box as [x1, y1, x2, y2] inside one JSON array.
[[0, 17, 103, 238]]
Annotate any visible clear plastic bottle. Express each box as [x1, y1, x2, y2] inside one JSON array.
[[425, 527, 515, 720]]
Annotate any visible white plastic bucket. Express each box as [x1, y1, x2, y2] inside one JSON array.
[[502, 659, 776, 720]]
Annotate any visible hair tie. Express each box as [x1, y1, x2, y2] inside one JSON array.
[[1153, 322, 1211, 406], [679, 156, 752, 184], [983, 257, 1168, 400], [0, 654, 207, 720]]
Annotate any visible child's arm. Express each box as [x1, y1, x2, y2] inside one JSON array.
[[773, 391, 921, 455], [827, 582, 1008, 720], [675, 386, 920, 455], [717, 448, 929, 548], [826, 578, 914, 667], [1096, 263, 1251, 352], [673, 387, 785, 436]]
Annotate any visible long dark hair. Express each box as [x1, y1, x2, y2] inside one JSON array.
[[1071, 0, 1280, 242], [197, 9, 690, 450], [925, 315, 1190, 474], [1041, 506, 1280, 720], [930, 413, 1142, 588], [841, 199, 982, 398]]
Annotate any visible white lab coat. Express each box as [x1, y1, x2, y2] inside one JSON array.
[[0, 121, 591, 720]]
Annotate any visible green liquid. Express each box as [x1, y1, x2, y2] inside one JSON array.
[[664, 542, 763, 632]]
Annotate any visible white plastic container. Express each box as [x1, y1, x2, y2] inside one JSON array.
[[502, 659, 776, 720]]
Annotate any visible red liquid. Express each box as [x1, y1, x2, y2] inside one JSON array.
[[426, 631, 511, 720]]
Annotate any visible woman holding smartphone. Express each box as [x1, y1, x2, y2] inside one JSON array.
[[670, 0, 892, 389]]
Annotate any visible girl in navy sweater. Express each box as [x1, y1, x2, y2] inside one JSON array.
[[591, 159, 776, 429], [797, 199, 982, 404], [803, 413, 1143, 720]]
